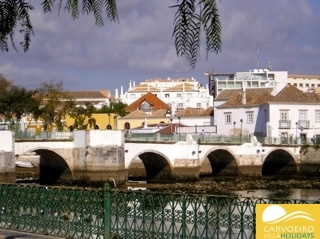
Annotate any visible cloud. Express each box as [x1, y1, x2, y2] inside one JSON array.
[[0, 0, 319, 92]]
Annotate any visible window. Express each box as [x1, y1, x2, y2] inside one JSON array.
[[316, 111, 320, 122], [299, 110, 307, 121], [177, 103, 183, 108], [187, 93, 192, 98], [247, 112, 254, 124], [225, 113, 231, 124], [196, 103, 201, 108], [293, 83, 297, 87], [165, 94, 169, 98], [280, 110, 289, 121], [299, 83, 303, 87], [177, 93, 181, 97]]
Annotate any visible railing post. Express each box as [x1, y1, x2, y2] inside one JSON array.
[[104, 183, 111, 239], [43, 187, 49, 235], [181, 194, 187, 239]]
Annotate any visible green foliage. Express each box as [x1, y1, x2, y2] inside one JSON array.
[[95, 99, 128, 117], [69, 102, 96, 130], [34, 81, 75, 131], [0, 74, 38, 124]]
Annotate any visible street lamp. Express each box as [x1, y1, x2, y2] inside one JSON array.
[[107, 113, 112, 129], [300, 126, 304, 144], [178, 116, 181, 140], [240, 119, 243, 143], [233, 121, 236, 136], [295, 122, 298, 142], [113, 115, 117, 129]]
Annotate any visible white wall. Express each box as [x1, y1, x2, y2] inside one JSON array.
[[268, 103, 320, 139], [0, 131, 13, 151]]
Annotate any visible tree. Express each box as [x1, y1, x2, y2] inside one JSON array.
[[34, 81, 75, 131], [0, 74, 39, 130], [95, 100, 128, 117], [69, 102, 97, 130], [0, 0, 221, 68]]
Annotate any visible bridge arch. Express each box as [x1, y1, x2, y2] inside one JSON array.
[[262, 149, 297, 176], [200, 148, 238, 177], [128, 150, 173, 181], [22, 147, 72, 184]]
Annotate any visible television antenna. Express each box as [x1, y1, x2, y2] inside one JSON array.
[[256, 40, 260, 68]]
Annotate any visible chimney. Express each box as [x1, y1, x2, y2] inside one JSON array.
[[242, 82, 247, 105]]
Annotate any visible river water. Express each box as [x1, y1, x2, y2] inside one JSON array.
[[233, 188, 320, 201], [15, 166, 320, 202]]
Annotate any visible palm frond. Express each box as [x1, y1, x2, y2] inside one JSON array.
[[0, 0, 34, 52], [41, 0, 54, 13], [171, 0, 221, 68], [65, 0, 80, 20], [104, 0, 118, 22], [201, 0, 221, 58]]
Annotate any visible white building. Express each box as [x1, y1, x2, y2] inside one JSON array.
[[67, 90, 112, 109], [116, 77, 213, 116], [288, 74, 320, 92], [214, 85, 320, 143], [209, 69, 288, 97], [209, 69, 320, 97]]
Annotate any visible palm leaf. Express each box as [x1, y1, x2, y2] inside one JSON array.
[[171, 0, 221, 67]]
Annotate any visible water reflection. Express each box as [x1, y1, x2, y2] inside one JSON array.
[[233, 188, 320, 201]]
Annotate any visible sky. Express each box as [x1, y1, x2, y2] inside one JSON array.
[[0, 0, 319, 95]]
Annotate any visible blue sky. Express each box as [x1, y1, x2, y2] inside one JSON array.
[[0, 0, 319, 95]]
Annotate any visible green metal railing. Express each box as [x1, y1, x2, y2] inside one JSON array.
[[14, 131, 73, 140], [0, 184, 319, 239], [13, 130, 315, 146]]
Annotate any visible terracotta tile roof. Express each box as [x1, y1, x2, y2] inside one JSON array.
[[127, 78, 199, 93], [124, 92, 170, 112], [156, 123, 184, 134], [177, 107, 214, 117], [288, 74, 320, 80], [215, 88, 272, 101], [127, 84, 160, 92], [131, 123, 184, 134], [144, 77, 195, 83], [270, 84, 320, 103], [166, 83, 198, 92], [67, 90, 110, 98], [217, 85, 320, 108], [315, 87, 320, 94], [122, 109, 168, 119]]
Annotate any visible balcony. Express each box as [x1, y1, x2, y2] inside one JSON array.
[[296, 120, 310, 129], [278, 120, 291, 129]]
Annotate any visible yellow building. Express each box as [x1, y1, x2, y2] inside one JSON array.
[[65, 113, 117, 130], [117, 109, 170, 130]]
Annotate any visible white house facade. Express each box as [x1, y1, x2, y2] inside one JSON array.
[[214, 85, 320, 144], [288, 74, 320, 92], [116, 77, 213, 117], [209, 69, 288, 97]]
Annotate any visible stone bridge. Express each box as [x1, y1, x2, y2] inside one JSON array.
[[0, 130, 126, 184], [124, 135, 305, 181], [1, 130, 319, 185]]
